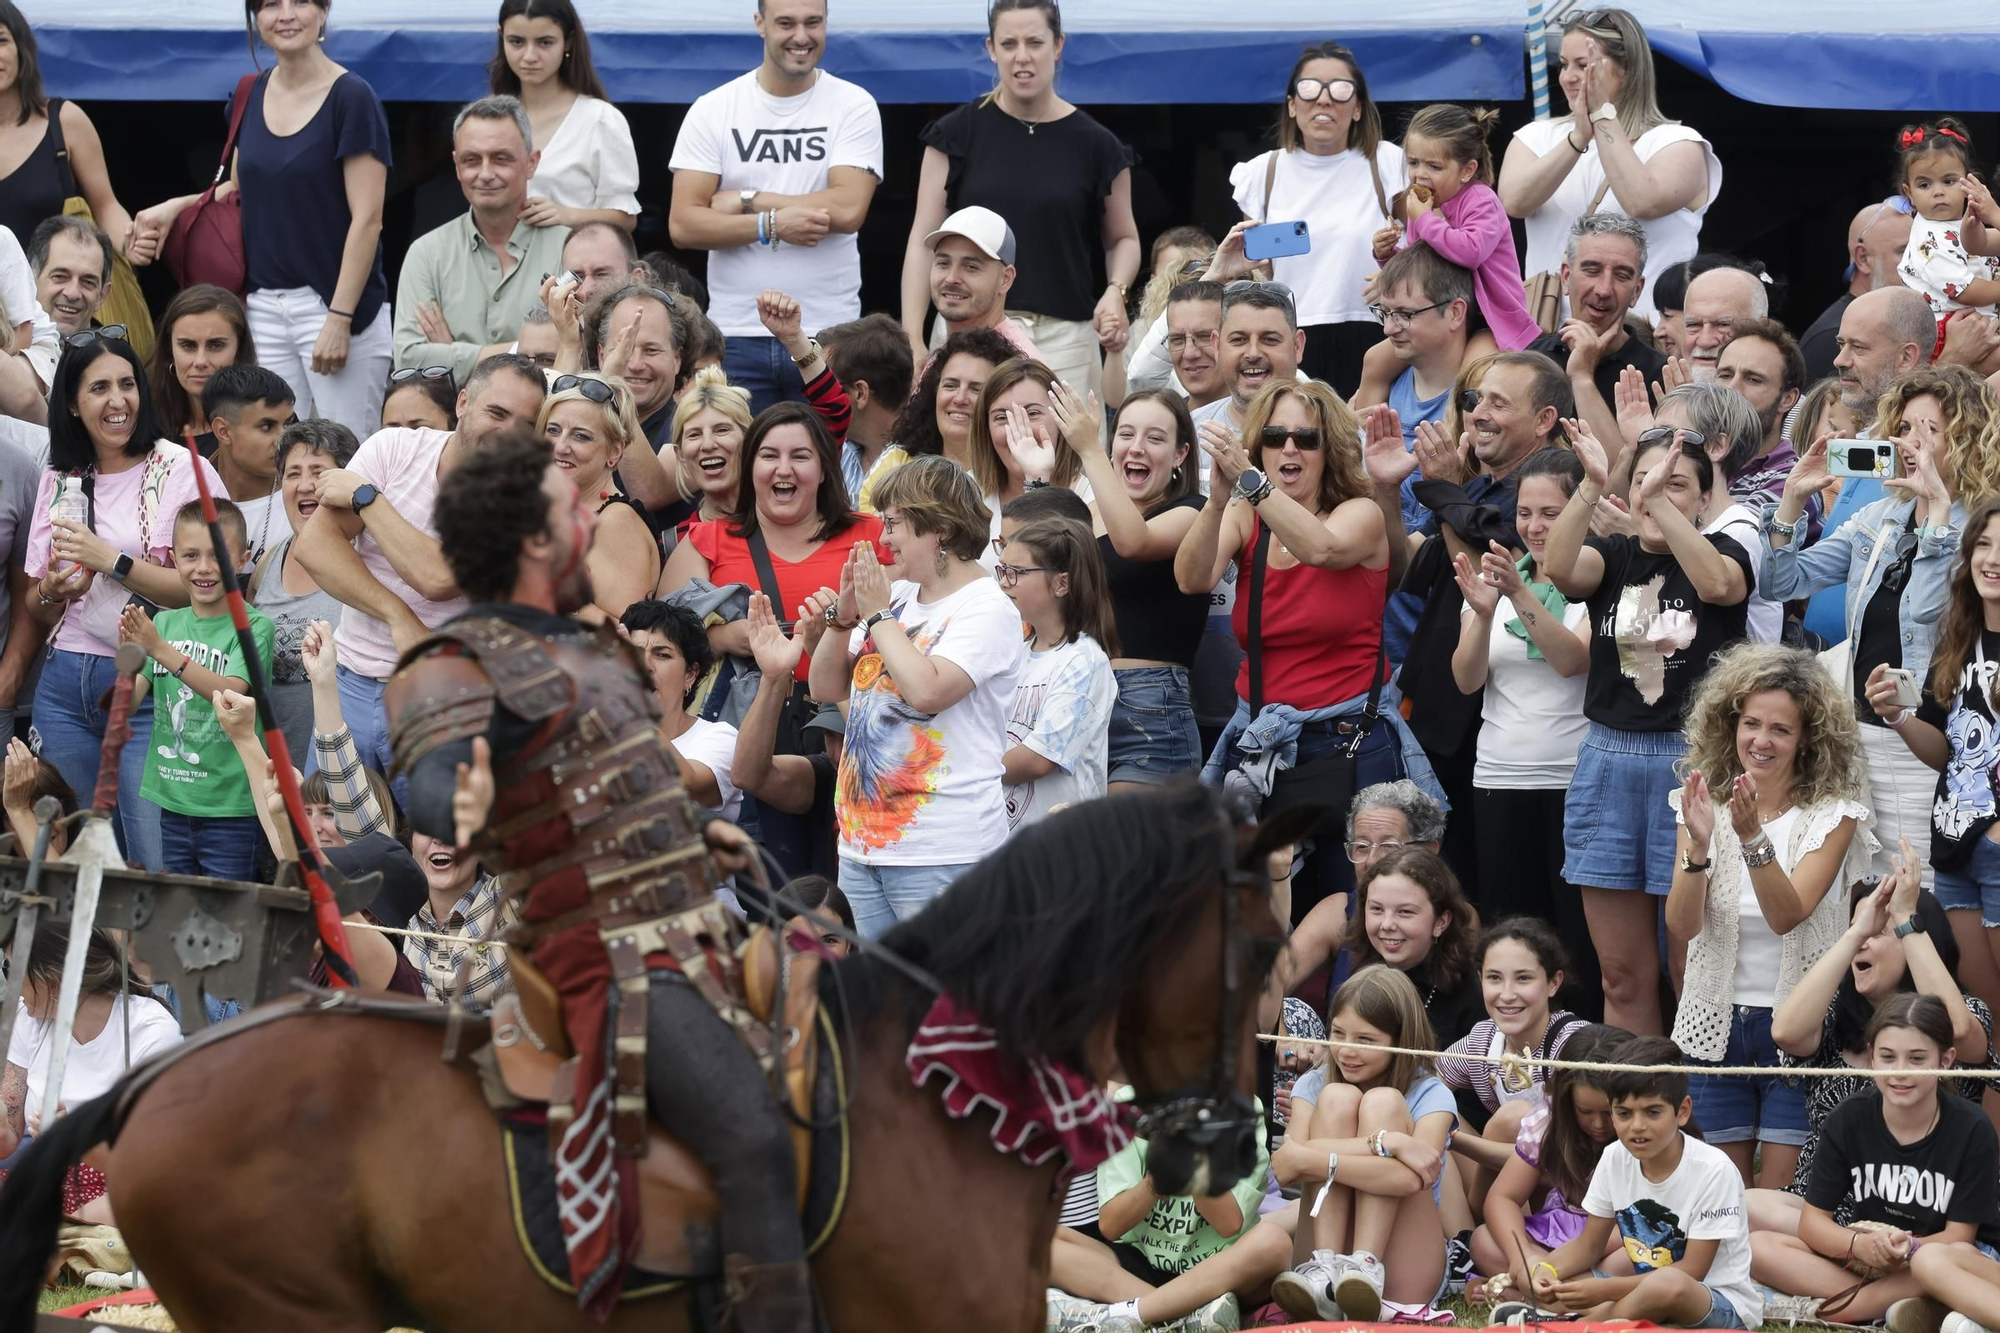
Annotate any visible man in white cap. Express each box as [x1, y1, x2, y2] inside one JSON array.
[[924, 205, 1040, 364]]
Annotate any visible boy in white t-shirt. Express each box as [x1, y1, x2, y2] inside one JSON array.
[[1517, 1035, 1762, 1330], [667, 0, 883, 412]]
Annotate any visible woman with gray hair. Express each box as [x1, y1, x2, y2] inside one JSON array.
[[1651, 381, 1782, 644], [249, 418, 359, 763]]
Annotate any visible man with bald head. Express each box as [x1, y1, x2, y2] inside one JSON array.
[[1682, 266, 1769, 382], [1800, 199, 1914, 382]]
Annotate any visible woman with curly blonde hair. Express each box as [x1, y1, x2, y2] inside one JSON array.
[[1666, 642, 1871, 1191]]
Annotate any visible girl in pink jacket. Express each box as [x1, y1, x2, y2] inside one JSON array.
[[1398, 104, 1542, 351]]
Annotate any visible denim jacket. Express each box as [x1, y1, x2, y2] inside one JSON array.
[[1760, 494, 1962, 688], [1200, 684, 1446, 812]]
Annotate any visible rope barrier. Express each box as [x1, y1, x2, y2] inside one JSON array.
[[347, 919, 508, 952], [1256, 1030, 2000, 1079]]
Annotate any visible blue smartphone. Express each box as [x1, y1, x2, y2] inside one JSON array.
[[1244, 220, 1311, 262]]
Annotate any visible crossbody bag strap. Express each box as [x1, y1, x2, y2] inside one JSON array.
[[1246, 519, 1272, 719], [1584, 172, 1613, 217], [214, 73, 260, 187], [1262, 151, 1279, 221], [744, 529, 787, 615], [1345, 640, 1390, 756]]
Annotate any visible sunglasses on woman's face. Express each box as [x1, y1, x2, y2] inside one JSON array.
[[552, 374, 616, 404], [1260, 426, 1321, 450], [63, 324, 128, 349], [1293, 78, 1357, 104]]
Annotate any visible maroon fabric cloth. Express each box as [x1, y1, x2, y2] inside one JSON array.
[[904, 994, 1134, 1184]]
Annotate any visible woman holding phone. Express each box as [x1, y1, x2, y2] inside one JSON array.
[[1763, 366, 1990, 893]]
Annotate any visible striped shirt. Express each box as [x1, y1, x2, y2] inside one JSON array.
[[313, 724, 392, 842], [402, 874, 516, 1005]]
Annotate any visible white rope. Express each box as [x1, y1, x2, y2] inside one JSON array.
[[347, 918, 508, 952], [1257, 1031, 2000, 1079]]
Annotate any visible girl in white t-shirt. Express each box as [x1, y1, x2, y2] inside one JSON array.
[[1268, 965, 1458, 1323], [1228, 41, 1407, 393], [996, 517, 1118, 830], [1893, 119, 2000, 376], [1497, 9, 1719, 321], [1667, 643, 1869, 1191], [488, 0, 640, 233]]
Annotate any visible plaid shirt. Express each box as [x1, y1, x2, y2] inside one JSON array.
[[312, 725, 392, 841], [401, 874, 516, 1004]]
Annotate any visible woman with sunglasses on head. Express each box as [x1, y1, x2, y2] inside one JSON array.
[[1218, 42, 1405, 397], [1765, 366, 1988, 896], [1498, 7, 1720, 321], [1176, 378, 1439, 921], [134, 0, 392, 437], [537, 371, 658, 621], [379, 364, 458, 432], [1541, 419, 1752, 1038], [900, 0, 1140, 401], [26, 327, 227, 871], [488, 0, 639, 236]]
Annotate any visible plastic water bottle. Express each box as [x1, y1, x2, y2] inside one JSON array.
[[52, 477, 86, 573]]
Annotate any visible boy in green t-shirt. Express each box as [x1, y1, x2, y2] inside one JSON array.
[[120, 499, 275, 881]]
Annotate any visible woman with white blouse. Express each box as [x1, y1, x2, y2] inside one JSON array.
[[1497, 8, 1719, 321], [487, 0, 640, 234], [1227, 41, 1406, 395]]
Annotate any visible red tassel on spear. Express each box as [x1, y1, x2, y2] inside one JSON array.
[[180, 437, 358, 986]]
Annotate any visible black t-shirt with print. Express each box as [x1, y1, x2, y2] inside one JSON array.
[[1915, 629, 2000, 872], [1580, 533, 1753, 731], [1805, 1089, 2000, 1248], [1527, 331, 1667, 415]]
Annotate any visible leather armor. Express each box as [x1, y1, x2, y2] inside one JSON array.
[[384, 615, 766, 1153]]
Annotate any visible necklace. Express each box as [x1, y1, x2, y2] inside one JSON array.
[[996, 95, 1051, 135]]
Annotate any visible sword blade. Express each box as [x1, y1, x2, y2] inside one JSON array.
[[39, 863, 103, 1130]]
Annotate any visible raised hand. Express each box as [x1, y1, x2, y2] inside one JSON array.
[[1680, 769, 1715, 850], [852, 543, 893, 616], [541, 270, 585, 349], [746, 591, 802, 678], [2, 737, 37, 815], [1659, 355, 1694, 395], [117, 602, 163, 655], [1588, 491, 1636, 539], [1361, 405, 1416, 487], [1048, 382, 1102, 459], [1966, 173, 2000, 226], [211, 687, 259, 743], [1482, 540, 1529, 599], [300, 619, 338, 685], [453, 736, 494, 851], [836, 546, 860, 625], [1452, 550, 1500, 616], [1198, 420, 1251, 491], [1613, 363, 1656, 445], [1864, 663, 1912, 722], [600, 309, 643, 381], [1784, 434, 1837, 507], [1727, 772, 1761, 840], [756, 290, 804, 346], [999, 407, 1057, 484], [1411, 419, 1470, 483], [1564, 417, 1611, 490], [1890, 837, 1924, 921]]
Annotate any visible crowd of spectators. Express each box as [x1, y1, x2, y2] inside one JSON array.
[[10, 0, 2000, 1328]]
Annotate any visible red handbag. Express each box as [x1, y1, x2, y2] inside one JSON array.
[[163, 72, 260, 297]]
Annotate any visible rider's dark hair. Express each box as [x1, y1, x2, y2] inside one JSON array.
[[434, 425, 556, 603]]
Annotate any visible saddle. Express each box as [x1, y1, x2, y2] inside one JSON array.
[[476, 924, 827, 1277]]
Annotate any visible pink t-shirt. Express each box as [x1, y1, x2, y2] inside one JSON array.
[[331, 426, 468, 680], [27, 444, 226, 657]]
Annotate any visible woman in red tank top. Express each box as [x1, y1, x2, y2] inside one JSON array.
[[1174, 377, 1403, 920]]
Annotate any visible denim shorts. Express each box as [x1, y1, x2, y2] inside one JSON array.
[[1692, 1287, 1747, 1330], [1687, 1005, 1811, 1146], [1563, 722, 1686, 896], [1106, 666, 1200, 785], [1934, 834, 2000, 928]]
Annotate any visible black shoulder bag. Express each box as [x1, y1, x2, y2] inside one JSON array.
[[1247, 519, 1389, 917], [741, 530, 836, 884], [744, 530, 818, 756]]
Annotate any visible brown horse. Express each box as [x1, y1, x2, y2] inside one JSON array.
[[0, 784, 1286, 1332]]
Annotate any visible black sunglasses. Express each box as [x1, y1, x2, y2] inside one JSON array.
[[1457, 388, 1481, 414], [552, 374, 617, 403], [389, 365, 454, 387], [1260, 426, 1321, 449], [1635, 425, 1706, 450], [1880, 524, 1924, 596], [63, 323, 128, 349]]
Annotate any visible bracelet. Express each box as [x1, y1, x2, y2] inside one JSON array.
[[765, 210, 780, 248], [1767, 515, 1798, 538], [757, 210, 770, 246], [790, 338, 823, 367], [173, 654, 193, 680], [326, 308, 354, 321], [1888, 706, 1915, 728], [1371, 1128, 1391, 1158], [1308, 1151, 1340, 1218], [1536, 1261, 1560, 1280], [1567, 133, 1588, 153]]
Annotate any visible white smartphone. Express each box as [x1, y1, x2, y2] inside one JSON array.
[[1824, 439, 1897, 480], [1883, 667, 1923, 710]]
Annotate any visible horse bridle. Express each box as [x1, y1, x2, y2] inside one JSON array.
[[1131, 864, 1263, 1148]]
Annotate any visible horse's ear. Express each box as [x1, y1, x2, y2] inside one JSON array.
[[1241, 804, 1335, 867]]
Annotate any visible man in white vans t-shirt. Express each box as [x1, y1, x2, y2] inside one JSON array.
[[668, 0, 882, 415]]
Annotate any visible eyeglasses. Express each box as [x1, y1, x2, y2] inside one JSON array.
[[63, 324, 127, 349], [992, 561, 1049, 588], [1456, 388, 1482, 415], [1370, 301, 1449, 330], [1344, 839, 1405, 863], [1166, 331, 1219, 353], [1223, 279, 1297, 318], [552, 374, 617, 403], [1293, 77, 1357, 104], [1635, 425, 1706, 450], [1260, 425, 1321, 449], [388, 365, 454, 387]]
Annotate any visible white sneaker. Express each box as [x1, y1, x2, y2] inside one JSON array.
[[1173, 1292, 1241, 1332], [1942, 1314, 2000, 1333], [1047, 1289, 1101, 1333], [1887, 1297, 1950, 1333], [1334, 1249, 1387, 1323], [1270, 1248, 1344, 1321], [1763, 1289, 1825, 1328]]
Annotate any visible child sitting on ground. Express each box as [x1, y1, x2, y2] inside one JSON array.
[[1510, 1034, 1764, 1329], [118, 499, 275, 881]]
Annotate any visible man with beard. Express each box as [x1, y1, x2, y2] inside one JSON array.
[[1365, 350, 1572, 903], [1528, 214, 1665, 458], [1714, 317, 1807, 510], [920, 205, 1039, 363], [560, 221, 647, 314], [297, 352, 547, 776], [387, 428, 808, 1327], [26, 215, 112, 338]]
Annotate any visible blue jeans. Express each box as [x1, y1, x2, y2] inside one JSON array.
[[1687, 1004, 1812, 1146], [336, 663, 390, 772], [838, 857, 976, 940], [30, 648, 161, 870], [1934, 833, 2000, 927], [721, 335, 807, 418], [159, 810, 265, 881]]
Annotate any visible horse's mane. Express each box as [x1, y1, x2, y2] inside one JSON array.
[[830, 782, 1256, 1070]]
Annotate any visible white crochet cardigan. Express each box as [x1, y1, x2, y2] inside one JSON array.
[[1668, 791, 1877, 1061]]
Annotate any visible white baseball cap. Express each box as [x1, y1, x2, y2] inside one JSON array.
[[924, 206, 1017, 267]]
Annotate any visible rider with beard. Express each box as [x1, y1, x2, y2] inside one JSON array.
[[384, 427, 808, 1330]]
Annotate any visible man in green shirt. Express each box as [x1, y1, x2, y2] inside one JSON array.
[[392, 95, 570, 380]]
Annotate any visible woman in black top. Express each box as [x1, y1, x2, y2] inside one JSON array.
[[1052, 385, 1207, 791], [0, 3, 145, 258], [899, 0, 1139, 403]]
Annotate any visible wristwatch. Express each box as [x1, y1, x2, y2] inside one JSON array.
[[109, 552, 134, 583], [823, 604, 857, 631], [738, 188, 758, 211], [1894, 915, 1928, 940], [1233, 467, 1274, 506], [1743, 838, 1779, 869], [1590, 102, 1618, 125], [351, 483, 380, 512], [863, 608, 898, 634], [1680, 849, 1710, 874]]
